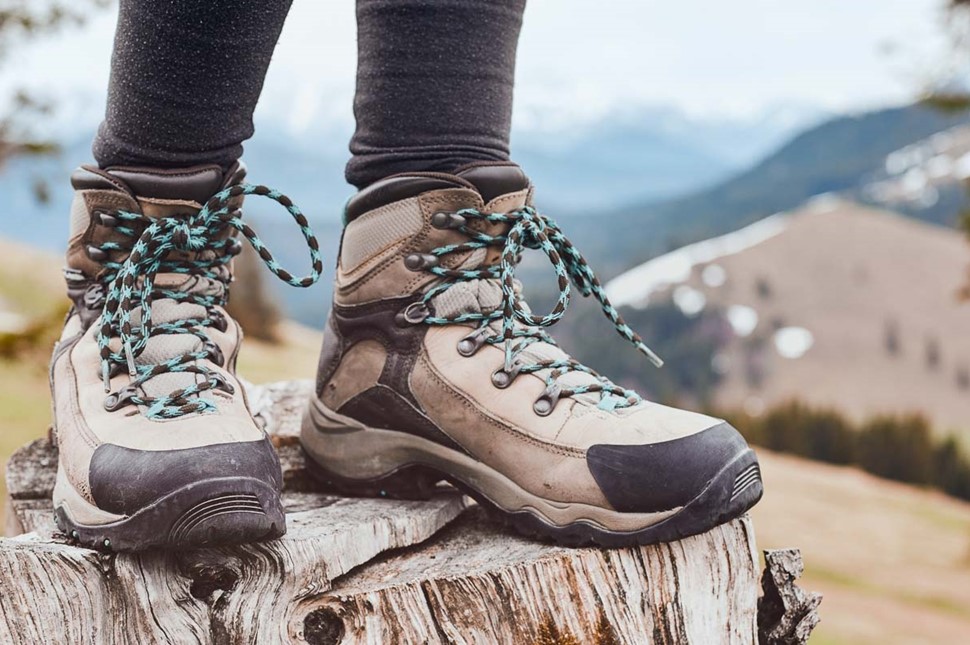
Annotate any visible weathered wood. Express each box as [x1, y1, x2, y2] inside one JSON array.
[[758, 549, 822, 645], [310, 508, 761, 645], [0, 380, 797, 644], [1, 381, 469, 644], [0, 491, 467, 644]]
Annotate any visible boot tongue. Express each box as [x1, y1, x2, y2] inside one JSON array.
[[427, 166, 613, 403]]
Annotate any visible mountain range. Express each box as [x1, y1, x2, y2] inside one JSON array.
[[0, 104, 820, 325], [553, 102, 970, 277], [0, 104, 811, 251]]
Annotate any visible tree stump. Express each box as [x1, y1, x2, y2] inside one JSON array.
[[1, 380, 816, 644]]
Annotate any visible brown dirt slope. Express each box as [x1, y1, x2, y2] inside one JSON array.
[[754, 449, 970, 645], [677, 199, 970, 437]]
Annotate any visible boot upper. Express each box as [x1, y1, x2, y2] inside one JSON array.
[[52, 164, 312, 517], [317, 163, 741, 513]]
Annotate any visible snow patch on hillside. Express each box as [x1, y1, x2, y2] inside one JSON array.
[[774, 327, 815, 359], [864, 124, 970, 210], [604, 213, 790, 309]]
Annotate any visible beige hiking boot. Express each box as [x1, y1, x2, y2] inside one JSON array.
[[51, 163, 321, 551], [301, 162, 762, 547]]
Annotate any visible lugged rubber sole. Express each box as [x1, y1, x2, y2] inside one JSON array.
[[301, 398, 764, 548], [54, 477, 286, 552]]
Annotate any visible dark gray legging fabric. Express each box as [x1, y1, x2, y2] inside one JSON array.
[[92, 0, 526, 190], [346, 0, 525, 187], [93, 0, 294, 171]]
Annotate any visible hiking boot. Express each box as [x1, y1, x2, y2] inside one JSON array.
[[301, 162, 763, 547], [51, 163, 321, 551]]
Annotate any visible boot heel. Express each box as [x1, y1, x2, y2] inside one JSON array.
[[303, 449, 443, 500]]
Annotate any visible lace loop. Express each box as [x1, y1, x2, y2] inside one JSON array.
[[95, 182, 323, 419], [417, 205, 661, 412]]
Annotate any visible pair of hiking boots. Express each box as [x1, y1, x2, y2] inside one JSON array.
[[50, 161, 762, 551]]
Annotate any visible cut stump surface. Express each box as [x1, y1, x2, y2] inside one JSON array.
[[1, 380, 790, 644]]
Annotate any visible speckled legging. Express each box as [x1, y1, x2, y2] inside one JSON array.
[[92, 0, 527, 190]]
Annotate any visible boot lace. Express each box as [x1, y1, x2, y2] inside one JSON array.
[[94, 183, 322, 419], [413, 206, 662, 413]]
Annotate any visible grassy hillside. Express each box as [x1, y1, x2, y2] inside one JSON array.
[[754, 451, 970, 644], [0, 240, 66, 496], [602, 200, 970, 440]]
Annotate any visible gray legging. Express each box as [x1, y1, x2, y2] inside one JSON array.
[[92, 0, 526, 190]]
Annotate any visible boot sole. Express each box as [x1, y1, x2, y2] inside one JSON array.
[[54, 475, 285, 552], [301, 397, 763, 548]]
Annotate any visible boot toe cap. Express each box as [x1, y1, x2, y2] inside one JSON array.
[[586, 421, 758, 514], [88, 437, 282, 516]]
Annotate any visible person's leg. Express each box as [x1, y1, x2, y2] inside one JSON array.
[[52, 0, 322, 552], [93, 0, 293, 170], [345, 0, 526, 189]]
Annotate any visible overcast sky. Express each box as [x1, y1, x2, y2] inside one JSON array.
[[0, 0, 956, 135]]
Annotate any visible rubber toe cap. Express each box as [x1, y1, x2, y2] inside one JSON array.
[[586, 422, 752, 514], [88, 437, 282, 515]]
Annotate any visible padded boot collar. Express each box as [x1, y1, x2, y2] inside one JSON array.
[[70, 161, 245, 202], [344, 162, 531, 223]]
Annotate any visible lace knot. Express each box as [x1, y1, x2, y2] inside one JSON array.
[[95, 182, 324, 420], [170, 220, 202, 251]]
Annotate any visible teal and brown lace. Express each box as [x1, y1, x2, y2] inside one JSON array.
[[411, 206, 662, 414], [93, 183, 322, 419]]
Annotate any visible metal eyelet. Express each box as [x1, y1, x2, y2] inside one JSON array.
[[83, 284, 106, 310], [226, 238, 243, 257], [104, 386, 138, 412], [431, 212, 466, 229], [532, 385, 562, 417], [208, 372, 236, 395], [209, 309, 229, 333], [491, 361, 522, 388], [457, 327, 491, 357], [86, 245, 107, 262], [404, 253, 440, 271], [491, 370, 512, 389], [95, 212, 119, 228], [395, 301, 431, 327], [203, 341, 225, 367]]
